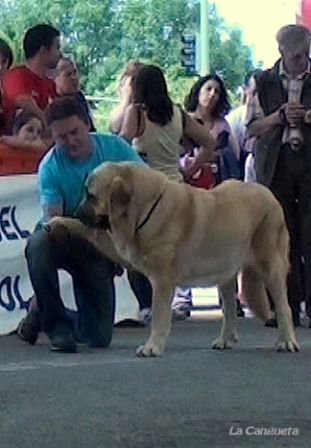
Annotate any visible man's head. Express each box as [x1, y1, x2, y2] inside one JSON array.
[[45, 96, 91, 160], [55, 56, 79, 95], [23, 23, 61, 69], [276, 24, 311, 75]]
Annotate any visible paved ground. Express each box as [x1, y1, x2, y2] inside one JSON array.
[[0, 311, 311, 448]]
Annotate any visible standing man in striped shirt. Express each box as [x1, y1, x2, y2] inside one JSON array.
[[246, 24, 311, 328]]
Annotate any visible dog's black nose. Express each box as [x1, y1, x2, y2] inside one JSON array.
[[98, 215, 111, 230]]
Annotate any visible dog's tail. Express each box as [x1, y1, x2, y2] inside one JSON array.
[[241, 266, 273, 321]]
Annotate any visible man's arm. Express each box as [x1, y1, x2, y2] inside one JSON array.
[[2, 68, 52, 136], [248, 102, 306, 137], [248, 109, 283, 136], [38, 162, 64, 221], [3, 69, 40, 112], [13, 95, 45, 121], [245, 84, 308, 137]]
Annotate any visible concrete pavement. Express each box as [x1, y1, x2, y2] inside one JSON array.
[[0, 311, 311, 448]]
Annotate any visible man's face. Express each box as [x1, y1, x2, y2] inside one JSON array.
[[282, 48, 309, 76], [55, 61, 79, 95], [50, 115, 91, 160], [45, 36, 61, 69]]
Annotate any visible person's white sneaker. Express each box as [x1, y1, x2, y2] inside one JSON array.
[[171, 304, 191, 321], [138, 307, 152, 325]]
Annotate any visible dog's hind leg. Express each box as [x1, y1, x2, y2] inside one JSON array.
[[252, 216, 299, 352], [212, 277, 238, 350], [264, 265, 299, 352], [136, 277, 174, 357], [241, 266, 272, 321]]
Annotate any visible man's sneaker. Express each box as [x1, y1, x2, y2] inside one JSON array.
[[50, 324, 77, 353], [236, 299, 245, 317], [264, 317, 278, 327], [172, 304, 191, 321], [138, 307, 152, 326], [17, 310, 41, 345]]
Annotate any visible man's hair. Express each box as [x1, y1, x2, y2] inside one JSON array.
[[13, 110, 44, 135], [276, 24, 311, 55], [45, 96, 89, 126], [0, 38, 14, 68], [23, 23, 60, 59]]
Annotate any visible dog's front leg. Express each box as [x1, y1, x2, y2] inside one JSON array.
[[46, 217, 125, 265], [136, 278, 174, 357], [212, 278, 238, 349]]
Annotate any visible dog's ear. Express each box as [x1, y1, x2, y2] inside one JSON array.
[[108, 175, 132, 216]]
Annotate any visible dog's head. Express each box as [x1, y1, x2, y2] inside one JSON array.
[[75, 162, 135, 231]]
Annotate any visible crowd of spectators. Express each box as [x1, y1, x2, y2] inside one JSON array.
[[1, 21, 310, 352]]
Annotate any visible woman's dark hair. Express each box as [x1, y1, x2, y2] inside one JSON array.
[[0, 38, 13, 68], [13, 110, 43, 135], [184, 74, 231, 118], [131, 64, 173, 126], [45, 96, 89, 126]]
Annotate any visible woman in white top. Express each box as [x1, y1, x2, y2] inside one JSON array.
[[120, 64, 215, 183], [120, 64, 216, 320]]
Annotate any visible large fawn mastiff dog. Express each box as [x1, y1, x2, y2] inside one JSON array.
[[49, 162, 299, 356]]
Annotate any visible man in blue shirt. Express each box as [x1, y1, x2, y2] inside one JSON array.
[[24, 96, 144, 352]]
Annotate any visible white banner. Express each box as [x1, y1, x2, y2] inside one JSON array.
[[0, 174, 139, 335]]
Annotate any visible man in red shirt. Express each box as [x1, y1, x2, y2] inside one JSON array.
[[2, 23, 61, 132]]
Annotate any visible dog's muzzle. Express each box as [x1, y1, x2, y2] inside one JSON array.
[[75, 211, 110, 230], [74, 200, 111, 230], [96, 214, 111, 230]]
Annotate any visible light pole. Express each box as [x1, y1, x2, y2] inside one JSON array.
[[200, 0, 210, 75]]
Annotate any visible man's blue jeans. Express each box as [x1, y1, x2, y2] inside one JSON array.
[[25, 227, 116, 347]]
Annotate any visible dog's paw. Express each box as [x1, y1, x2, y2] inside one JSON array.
[[276, 340, 300, 353], [212, 338, 234, 350], [44, 218, 70, 242], [136, 343, 163, 357]]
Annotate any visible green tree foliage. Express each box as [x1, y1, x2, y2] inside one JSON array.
[[208, 7, 253, 89], [0, 0, 254, 100]]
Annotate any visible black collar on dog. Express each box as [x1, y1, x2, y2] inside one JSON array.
[[135, 193, 163, 235]]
